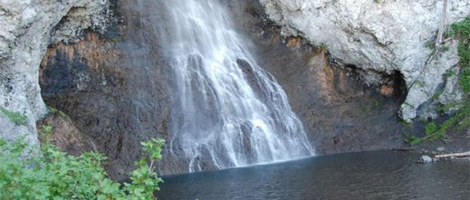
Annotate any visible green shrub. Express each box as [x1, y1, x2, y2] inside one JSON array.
[[0, 126, 164, 200], [453, 16, 470, 67], [460, 67, 470, 93], [424, 122, 438, 136], [47, 106, 68, 118], [408, 136, 423, 146], [451, 16, 470, 38], [0, 107, 28, 126], [458, 43, 470, 68]]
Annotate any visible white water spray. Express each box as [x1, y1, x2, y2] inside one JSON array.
[[163, 0, 314, 173]]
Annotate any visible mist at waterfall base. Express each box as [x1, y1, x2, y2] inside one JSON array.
[[157, 151, 470, 200], [158, 0, 314, 174]]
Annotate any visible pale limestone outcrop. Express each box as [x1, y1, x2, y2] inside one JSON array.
[[0, 0, 110, 147], [260, 0, 470, 122]]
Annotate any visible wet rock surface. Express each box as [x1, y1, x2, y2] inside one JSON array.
[[40, 14, 173, 179], [226, 0, 414, 155]]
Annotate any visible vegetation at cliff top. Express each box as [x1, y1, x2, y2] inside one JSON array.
[[0, 106, 28, 126], [0, 125, 164, 200], [408, 16, 470, 145]]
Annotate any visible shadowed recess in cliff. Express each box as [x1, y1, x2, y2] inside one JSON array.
[[159, 0, 314, 173]]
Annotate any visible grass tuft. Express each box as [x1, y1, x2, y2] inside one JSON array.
[[0, 107, 28, 126]]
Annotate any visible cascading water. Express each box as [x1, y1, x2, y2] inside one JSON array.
[[161, 0, 314, 173]]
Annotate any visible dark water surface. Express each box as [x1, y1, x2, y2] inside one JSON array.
[[157, 151, 470, 200]]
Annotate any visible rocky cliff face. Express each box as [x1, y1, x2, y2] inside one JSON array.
[[36, 0, 416, 178], [2, 0, 467, 178], [259, 0, 470, 122], [39, 0, 173, 179], [0, 0, 111, 146]]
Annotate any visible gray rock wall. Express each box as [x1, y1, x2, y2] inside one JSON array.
[[0, 0, 110, 146], [260, 0, 470, 122]]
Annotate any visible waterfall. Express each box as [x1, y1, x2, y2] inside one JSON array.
[[161, 0, 314, 173]]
